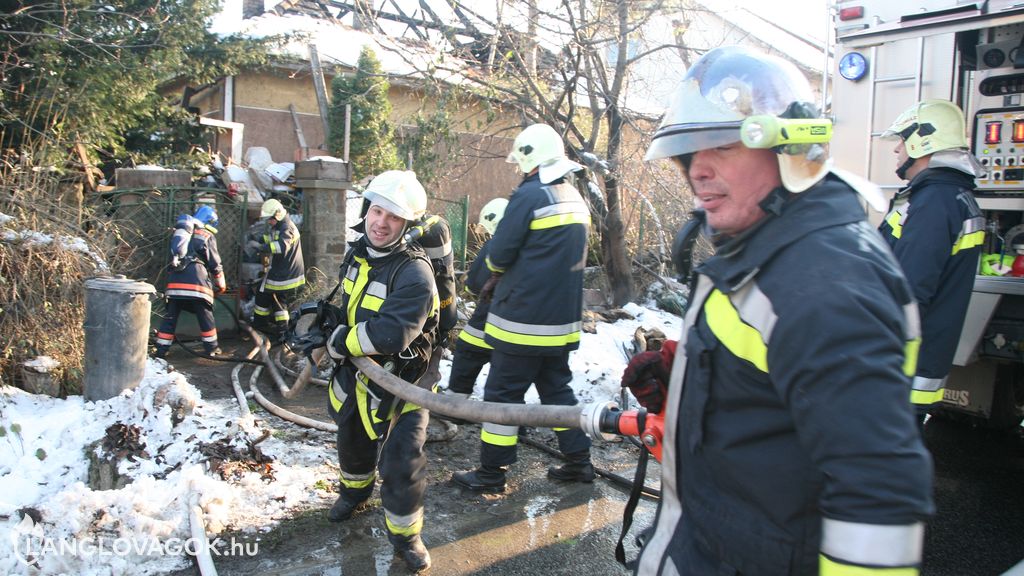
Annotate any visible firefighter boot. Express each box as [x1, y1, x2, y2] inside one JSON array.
[[548, 450, 596, 483], [388, 532, 431, 573], [327, 495, 367, 523], [452, 465, 507, 493]]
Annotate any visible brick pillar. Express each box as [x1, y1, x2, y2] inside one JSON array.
[[296, 160, 353, 279]]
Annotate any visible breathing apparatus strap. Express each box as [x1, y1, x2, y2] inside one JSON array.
[[615, 408, 651, 569]]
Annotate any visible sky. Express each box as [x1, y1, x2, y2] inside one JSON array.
[[0, 213, 682, 575]]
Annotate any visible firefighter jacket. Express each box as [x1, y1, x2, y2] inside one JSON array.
[[636, 176, 934, 576], [483, 173, 590, 356], [166, 228, 225, 306], [879, 166, 984, 405], [457, 241, 493, 352], [328, 237, 440, 429], [260, 216, 306, 291]]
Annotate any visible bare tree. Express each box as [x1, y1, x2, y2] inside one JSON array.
[[348, 0, 698, 305]]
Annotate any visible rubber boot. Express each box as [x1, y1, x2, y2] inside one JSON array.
[[548, 450, 596, 483], [452, 465, 507, 493], [327, 495, 367, 523], [388, 532, 431, 573]]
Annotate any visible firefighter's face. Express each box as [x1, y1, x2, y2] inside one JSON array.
[[894, 139, 928, 180], [365, 204, 406, 248], [682, 144, 782, 237]]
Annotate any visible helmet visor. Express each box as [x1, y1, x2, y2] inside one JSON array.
[[645, 122, 742, 161]]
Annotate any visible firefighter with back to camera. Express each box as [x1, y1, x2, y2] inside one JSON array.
[[620, 45, 934, 575]]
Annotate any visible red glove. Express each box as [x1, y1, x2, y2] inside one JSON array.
[[479, 273, 502, 304], [620, 340, 677, 414]]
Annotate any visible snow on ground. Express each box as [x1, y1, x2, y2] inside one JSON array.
[[0, 301, 681, 575]]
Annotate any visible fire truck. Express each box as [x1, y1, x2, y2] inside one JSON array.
[[830, 0, 1024, 428]]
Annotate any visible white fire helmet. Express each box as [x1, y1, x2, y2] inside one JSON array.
[[507, 123, 584, 184], [260, 198, 287, 220], [479, 198, 508, 235], [645, 45, 830, 193], [362, 170, 427, 221]]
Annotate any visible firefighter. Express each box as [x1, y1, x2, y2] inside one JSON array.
[[154, 205, 226, 358], [452, 124, 593, 493], [443, 198, 508, 402], [251, 197, 306, 338], [622, 46, 934, 575], [879, 99, 985, 426], [324, 170, 439, 573]]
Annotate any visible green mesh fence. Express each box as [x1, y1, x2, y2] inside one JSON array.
[[431, 195, 469, 269]]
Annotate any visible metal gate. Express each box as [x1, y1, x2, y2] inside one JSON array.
[[431, 195, 469, 269]]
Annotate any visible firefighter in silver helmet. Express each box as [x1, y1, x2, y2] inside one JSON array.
[[878, 99, 985, 427], [621, 45, 933, 575]]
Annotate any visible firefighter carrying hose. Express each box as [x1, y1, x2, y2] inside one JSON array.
[[323, 170, 439, 573], [622, 45, 934, 575], [249, 197, 306, 339], [154, 205, 226, 358], [878, 99, 985, 427], [452, 123, 594, 493]]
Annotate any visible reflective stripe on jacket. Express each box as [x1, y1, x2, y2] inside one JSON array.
[[328, 238, 439, 436], [166, 228, 224, 306], [879, 167, 983, 405], [457, 240, 494, 351], [483, 174, 589, 355], [637, 176, 934, 576], [262, 216, 306, 291]]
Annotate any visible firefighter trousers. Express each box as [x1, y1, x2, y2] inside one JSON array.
[[447, 339, 492, 395], [328, 379, 429, 538], [155, 298, 218, 354], [252, 286, 297, 336], [479, 350, 590, 468]]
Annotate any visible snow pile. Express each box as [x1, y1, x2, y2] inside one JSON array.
[[0, 300, 681, 575]]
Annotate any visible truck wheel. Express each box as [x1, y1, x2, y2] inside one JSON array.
[[987, 363, 1024, 431]]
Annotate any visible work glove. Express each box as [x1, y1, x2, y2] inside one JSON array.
[[479, 273, 502, 304], [620, 340, 677, 414], [326, 324, 350, 362]]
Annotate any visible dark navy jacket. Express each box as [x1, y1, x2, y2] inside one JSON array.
[[483, 173, 590, 356], [879, 167, 984, 386], [166, 228, 224, 306], [637, 176, 934, 576]]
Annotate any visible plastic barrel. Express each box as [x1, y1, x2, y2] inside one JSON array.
[[83, 276, 156, 401]]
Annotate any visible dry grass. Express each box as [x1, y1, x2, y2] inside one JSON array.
[[1, 152, 138, 395]]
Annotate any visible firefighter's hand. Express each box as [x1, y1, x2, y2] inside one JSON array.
[[621, 340, 677, 414], [479, 273, 502, 304], [216, 282, 227, 295], [326, 324, 350, 362]]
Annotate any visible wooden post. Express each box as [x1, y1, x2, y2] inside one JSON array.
[[309, 44, 332, 145]]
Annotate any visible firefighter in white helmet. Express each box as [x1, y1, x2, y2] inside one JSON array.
[[250, 197, 305, 337], [441, 197, 509, 411], [879, 99, 985, 426], [452, 123, 594, 492], [323, 170, 439, 573], [621, 45, 933, 575]]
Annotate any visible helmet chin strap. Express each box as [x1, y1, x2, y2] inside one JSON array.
[[896, 156, 916, 180]]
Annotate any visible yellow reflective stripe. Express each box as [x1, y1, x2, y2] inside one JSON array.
[[903, 338, 920, 377], [362, 294, 384, 311], [885, 210, 903, 239], [529, 212, 591, 230], [254, 307, 271, 317], [485, 322, 581, 347], [911, 388, 944, 406], [951, 230, 984, 255], [347, 256, 371, 325], [820, 556, 918, 576], [485, 255, 505, 274], [329, 379, 346, 412], [704, 289, 768, 373], [266, 276, 305, 290], [340, 471, 375, 490], [356, 385, 380, 440], [552, 427, 569, 432], [386, 514, 423, 536], [458, 327, 493, 349], [481, 428, 518, 446], [347, 324, 364, 356]]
